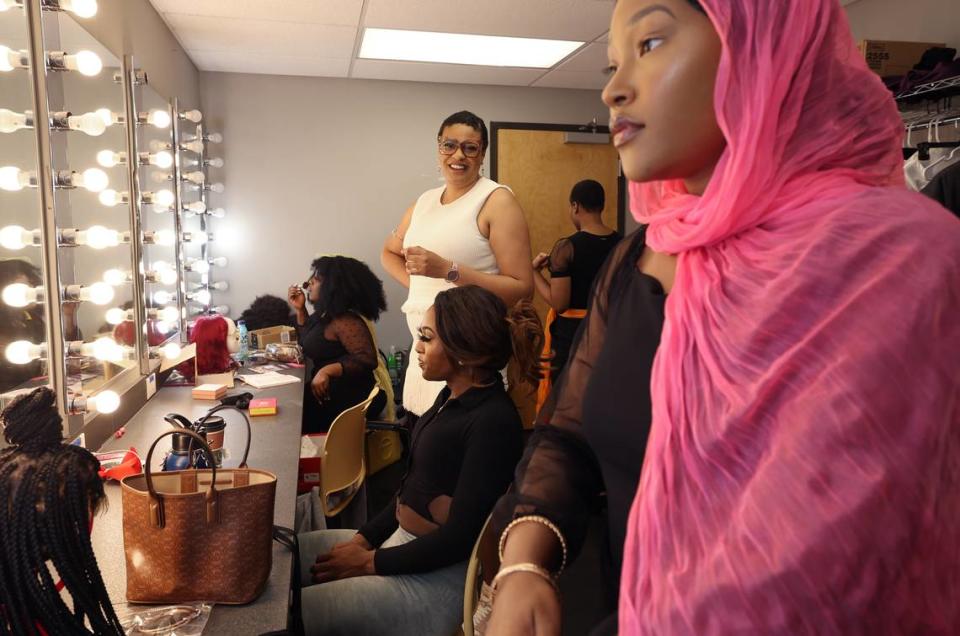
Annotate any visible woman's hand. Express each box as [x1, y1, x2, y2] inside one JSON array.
[[310, 541, 375, 583], [288, 285, 306, 311], [403, 246, 451, 279], [532, 252, 550, 271], [310, 370, 332, 402], [486, 572, 561, 636]]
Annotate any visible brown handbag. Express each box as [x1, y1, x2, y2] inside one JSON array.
[[120, 406, 277, 604]]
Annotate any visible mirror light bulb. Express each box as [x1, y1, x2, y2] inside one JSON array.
[[95, 107, 114, 126], [0, 45, 24, 73], [76, 167, 108, 193], [192, 289, 212, 305], [189, 260, 210, 274], [183, 200, 206, 214], [156, 268, 177, 286], [154, 230, 175, 246], [5, 340, 44, 365], [85, 282, 115, 305], [0, 1, 18, 12], [209, 207, 226, 218], [153, 290, 173, 305], [161, 342, 181, 359], [68, 111, 106, 136], [151, 151, 173, 168], [91, 389, 120, 414], [206, 157, 224, 168], [105, 307, 127, 325], [207, 182, 224, 193], [90, 336, 121, 361], [210, 257, 228, 268], [205, 132, 222, 144], [0, 225, 34, 250], [147, 109, 171, 129], [181, 109, 202, 123], [154, 189, 174, 207], [0, 166, 29, 191], [0, 108, 28, 133], [67, 50, 103, 76], [183, 171, 205, 185], [209, 281, 229, 291], [61, 0, 98, 19], [98, 189, 126, 207], [186, 231, 208, 245], [159, 306, 179, 323], [3, 282, 38, 307], [83, 225, 119, 249], [96, 149, 124, 167], [102, 268, 128, 286], [181, 139, 203, 154]]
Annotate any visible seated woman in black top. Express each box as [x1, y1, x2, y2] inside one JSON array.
[[532, 180, 619, 387], [287, 256, 387, 433], [297, 285, 543, 636]]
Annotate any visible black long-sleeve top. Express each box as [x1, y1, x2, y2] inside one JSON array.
[[359, 380, 523, 575]]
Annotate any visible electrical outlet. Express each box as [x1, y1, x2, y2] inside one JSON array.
[[146, 373, 157, 399]]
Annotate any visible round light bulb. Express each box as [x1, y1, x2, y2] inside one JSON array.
[[206, 132, 222, 144], [62, 0, 98, 19], [69, 111, 106, 136], [72, 50, 103, 76], [187, 231, 208, 245], [90, 336, 120, 361], [206, 157, 224, 168], [102, 268, 128, 286], [154, 320, 171, 333], [0, 108, 28, 133], [95, 107, 114, 126], [183, 200, 206, 214], [0, 0, 17, 12], [91, 389, 120, 414], [159, 268, 178, 285], [83, 225, 119, 249], [183, 171, 205, 185], [181, 109, 202, 123], [210, 257, 228, 268], [153, 189, 174, 207], [182, 139, 203, 154], [209, 281, 229, 291], [2, 283, 33, 307], [0, 166, 26, 191], [193, 289, 211, 305], [159, 306, 179, 323], [207, 182, 224, 193], [209, 207, 226, 218], [79, 167, 108, 192], [98, 188, 126, 206], [147, 109, 171, 129], [161, 342, 181, 359], [153, 290, 173, 305], [0, 225, 31, 250], [96, 150, 121, 167], [86, 282, 115, 305], [154, 230, 175, 246], [105, 307, 127, 325], [0, 45, 18, 73], [190, 260, 210, 274], [5, 340, 43, 365], [152, 151, 173, 168], [149, 139, 170, 153]]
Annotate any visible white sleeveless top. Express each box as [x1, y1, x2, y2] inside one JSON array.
[[401, 177, 508, 315]]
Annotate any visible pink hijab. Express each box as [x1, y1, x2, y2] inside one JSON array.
[[621, 0, 960, 634]]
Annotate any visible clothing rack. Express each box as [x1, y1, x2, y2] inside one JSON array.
[[896, 75, 960, 101], [916, 140, 960, 160]]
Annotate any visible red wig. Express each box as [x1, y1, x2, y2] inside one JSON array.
[[190, 315, 235, 375]]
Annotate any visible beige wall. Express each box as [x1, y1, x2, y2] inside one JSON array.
[[198, 73, 610, 349], [844, 0, 960, 50], [77, 0, 200, 107]]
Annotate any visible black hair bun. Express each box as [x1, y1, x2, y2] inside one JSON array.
[[1, 386, 63, 449]]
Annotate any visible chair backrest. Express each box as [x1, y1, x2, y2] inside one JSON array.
[[461, 514, 500, 636], [320, 386, 379, 517]]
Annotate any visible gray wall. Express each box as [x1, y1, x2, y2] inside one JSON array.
[[198, 73, 610, 349], [845, 0, 960, 50]]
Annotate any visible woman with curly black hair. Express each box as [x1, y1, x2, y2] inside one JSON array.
[[0, 386, 124, 635], [288, 256, 388, 433]]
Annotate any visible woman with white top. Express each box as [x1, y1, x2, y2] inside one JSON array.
[[381, 110, 534, 416]]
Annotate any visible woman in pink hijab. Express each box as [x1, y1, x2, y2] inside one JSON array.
[[489, 0, 960, 634]]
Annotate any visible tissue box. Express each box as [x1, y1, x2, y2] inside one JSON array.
[[250, 326, 297, 350], [298, 434, 326, 493]]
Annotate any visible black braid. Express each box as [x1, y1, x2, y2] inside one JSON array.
[[0, 387, 124, 636]]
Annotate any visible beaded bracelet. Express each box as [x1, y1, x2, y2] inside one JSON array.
[[491, 563, 559, 594], [498, 515, 568, 576]]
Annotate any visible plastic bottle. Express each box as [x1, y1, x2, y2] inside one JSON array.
[[387, 345, 398, 383], [237, 320, 249, 365]]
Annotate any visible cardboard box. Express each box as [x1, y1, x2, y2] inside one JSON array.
[[858, 40, 945, 77], [250, 326, 297, 350], [298, 434, 326, 493]]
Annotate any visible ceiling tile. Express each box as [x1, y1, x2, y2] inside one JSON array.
[[555, 42, 607, 73], [162, 14, 357, 57], [351, 59, 544, 87], [188, 50, 350, 77], [149, 0, 364, 25], [362, 0, 612, 41], [532, 69, 608, 90]]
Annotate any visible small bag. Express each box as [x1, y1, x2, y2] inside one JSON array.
[[120, 406, 277, 604]]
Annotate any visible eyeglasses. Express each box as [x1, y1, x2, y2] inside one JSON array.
[[438, 139, 482, 158]]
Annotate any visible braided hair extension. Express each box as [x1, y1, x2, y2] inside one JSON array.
[[0, 388, 123, 635]]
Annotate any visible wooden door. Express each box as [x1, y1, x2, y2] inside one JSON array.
[[492, 125, 623, 426]]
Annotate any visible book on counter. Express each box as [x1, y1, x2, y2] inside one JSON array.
[[249, 397, 278, 416], [192, 383, 228, 400]]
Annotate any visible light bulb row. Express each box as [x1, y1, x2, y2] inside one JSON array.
[[0, 166, 108, 192], [6, 337, 181, 365], [2, 281, 115, 307], [0, 0, 99, 19], [0, 45, 102, 76]]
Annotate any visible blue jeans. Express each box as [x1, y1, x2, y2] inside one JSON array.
[[299, 527, 467, 636]]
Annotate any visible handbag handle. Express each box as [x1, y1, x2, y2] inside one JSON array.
[[195, 404, 253, 468], [144, 428, 219, 529]]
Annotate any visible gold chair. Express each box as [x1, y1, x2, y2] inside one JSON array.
[[318, 386, 379, 517], [460, 514, 500, 636]]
